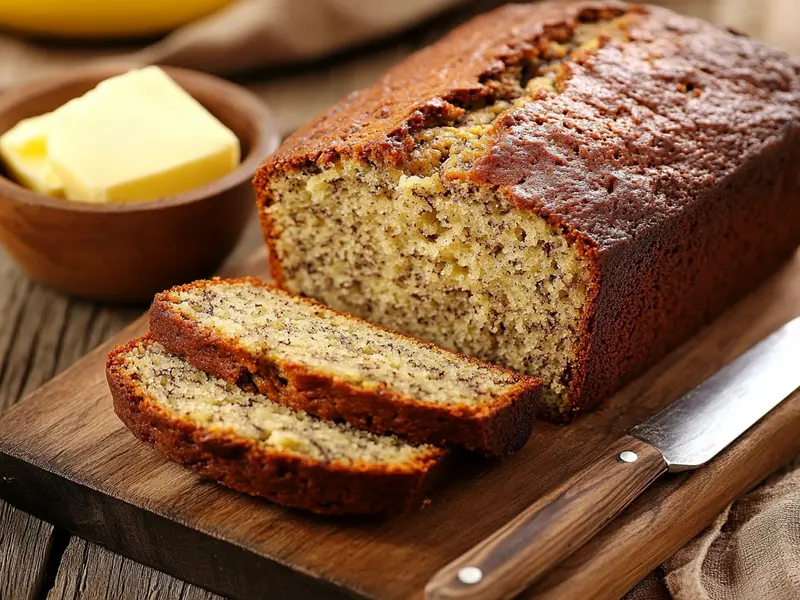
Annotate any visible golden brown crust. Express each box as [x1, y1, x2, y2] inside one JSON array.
[[149, 278, 541, 457], [106, 337, 447, 515], [252, 1, 633, 178]]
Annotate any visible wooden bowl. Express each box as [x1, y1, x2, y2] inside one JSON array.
[[0, 64, 279, 302]]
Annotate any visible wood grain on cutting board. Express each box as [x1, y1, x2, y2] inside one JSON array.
[[0, 248, 798, 600]]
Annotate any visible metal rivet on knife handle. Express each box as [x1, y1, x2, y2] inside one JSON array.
[[619, 451, 639, 463], [457, 567, 483, 585]]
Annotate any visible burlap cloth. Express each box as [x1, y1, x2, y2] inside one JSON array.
[[625, 455, 800, 599], [0, 1, 797, 598]]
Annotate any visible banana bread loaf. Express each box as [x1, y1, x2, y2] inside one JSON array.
[[107, 337, 446, 515], [254, 0, 800, 421], [149, 278, 541, 456]]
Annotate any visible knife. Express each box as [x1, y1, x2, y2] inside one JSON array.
[[425, 316, 800, 600]]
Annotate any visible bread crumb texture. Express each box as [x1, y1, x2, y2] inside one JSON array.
[[119, 339, 437, 467], [167, 281, 520, 407], [265, 19, 628, 416]]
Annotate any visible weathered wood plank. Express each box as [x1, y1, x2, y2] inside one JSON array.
[[0, 251, 143, 600], [0, 265, 34, 413], [0, 253, 59, 600], [17, 287, 69, 400], [0, 499, 55, 600], [48, 538, 222, 600]]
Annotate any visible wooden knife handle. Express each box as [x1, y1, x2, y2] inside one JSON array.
[[425, 435, 667, 600]]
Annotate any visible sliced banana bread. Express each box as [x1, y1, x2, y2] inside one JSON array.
[[149, 278, 541, 456], [107, 337, 446, 515]]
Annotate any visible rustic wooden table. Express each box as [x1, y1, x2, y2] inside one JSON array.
[[0, 1, 797, 598]]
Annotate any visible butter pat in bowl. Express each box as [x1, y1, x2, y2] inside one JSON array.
[[49, 67, 240, 203], [0, 112, 62, 197], [0, 65, 279, 301], [2, 66, 241, 204]]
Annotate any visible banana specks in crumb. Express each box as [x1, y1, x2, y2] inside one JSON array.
[[261, 17, 634, 418], [165, 282, 522, 406]]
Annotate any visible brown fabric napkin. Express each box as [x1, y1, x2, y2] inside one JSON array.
[[626, 455, 800, 600], [0, 0, 463, 90]]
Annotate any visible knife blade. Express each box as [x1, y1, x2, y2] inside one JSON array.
[[426, 316, 800, 600], [630, 316, 800, 470]]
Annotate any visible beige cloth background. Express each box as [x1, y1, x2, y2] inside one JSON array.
[[0, 1, 797, 598], [0, 0, 462, 90]]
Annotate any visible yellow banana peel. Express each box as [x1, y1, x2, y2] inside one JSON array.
[[0, 0, 233, 38]]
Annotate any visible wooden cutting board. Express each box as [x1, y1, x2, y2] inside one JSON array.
[[0, 248, 798, 600]]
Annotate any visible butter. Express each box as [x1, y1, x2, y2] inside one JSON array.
[[0, 113, 63, 197], [48, 67, 240, 203], [0, 66, 240, 203]]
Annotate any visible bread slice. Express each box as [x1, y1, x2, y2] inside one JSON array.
[[107, 336, 446, 515], [149, 278, 541, 456]]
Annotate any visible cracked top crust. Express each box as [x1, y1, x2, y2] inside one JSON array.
[[256, 0, 800, 251]]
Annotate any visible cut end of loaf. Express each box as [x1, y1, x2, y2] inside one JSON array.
[[266, 165, 593, 419], [257, 13, 637, 418]]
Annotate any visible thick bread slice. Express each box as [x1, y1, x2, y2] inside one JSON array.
[[107, 336, 446, 515], [149, 277, 541, 456]]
